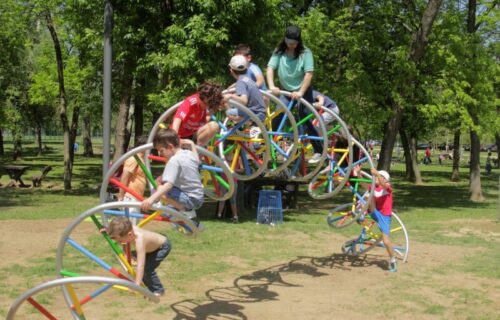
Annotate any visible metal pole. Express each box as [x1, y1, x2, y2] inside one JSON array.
[[102, 1, 113, 179]]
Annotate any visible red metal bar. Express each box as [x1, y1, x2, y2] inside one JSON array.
[[109, 178, 144, 201], [27, 297, 58, 320], [148, 154, 167, 163]]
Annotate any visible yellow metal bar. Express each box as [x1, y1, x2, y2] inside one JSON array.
[[66, 284, 86, 319], [231, 144, 242, 170], [137, 210, 162, 228]]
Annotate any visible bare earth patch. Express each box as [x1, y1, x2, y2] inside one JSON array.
[[1, 219, 499, 319]]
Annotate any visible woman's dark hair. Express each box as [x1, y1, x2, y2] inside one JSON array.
[[198, 81, 224, 111], [274, 39, 305, 59], [274, 26, 305, 59]]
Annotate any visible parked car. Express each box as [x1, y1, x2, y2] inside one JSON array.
[[438, 143, 454, 150], [484, 143, 498, 152], [416, 143, 430, 150]]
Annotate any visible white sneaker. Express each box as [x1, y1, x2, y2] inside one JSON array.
[[249, 126, 261, 139], [308, 153, 322, 164], [181, 210, 197, 219]]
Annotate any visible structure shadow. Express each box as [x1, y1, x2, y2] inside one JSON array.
[[170, 253, 383, 319]]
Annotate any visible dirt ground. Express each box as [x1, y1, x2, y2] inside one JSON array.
[[1, 218, 499, 320]]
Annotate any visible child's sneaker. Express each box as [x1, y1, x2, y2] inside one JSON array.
[[192, 219, 205, 232], [231, 216, 239, 223], [308, 153, 322, 164], [249, 126, 261, 139], [389, 259, 398, 272]]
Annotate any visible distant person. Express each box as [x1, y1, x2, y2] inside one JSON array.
[[424, 147, 432, 165], [171, 82, 224, 146], [485, 152, 492, 175], [234, 44, 267, 90], [107, 217, 171, 297]]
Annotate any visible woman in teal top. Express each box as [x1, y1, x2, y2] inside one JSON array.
[[266, 25, 322, 163]]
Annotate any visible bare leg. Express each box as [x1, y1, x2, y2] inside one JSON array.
[[382, 233, 395, 259], [196, 121, 219, 146]]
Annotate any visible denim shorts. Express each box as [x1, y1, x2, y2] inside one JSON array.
[[226, 108, 266, 122], [370, 209, 392, 235], [167, 186, 203, 211]]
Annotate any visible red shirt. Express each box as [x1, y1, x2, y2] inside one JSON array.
[[425, 148, 431, 157], [372, 184, 393, 216], [173, 93, 207, 138]]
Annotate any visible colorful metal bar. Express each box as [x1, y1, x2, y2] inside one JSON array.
[[65, 284, 86, 320], [109, 178, 144, 201], [66, 238, 130, 281], [27, 297, 58, 320], [133, 154, 158, 189]]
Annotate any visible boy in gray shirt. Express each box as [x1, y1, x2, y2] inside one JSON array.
[[141, 128, 204, 213], [224, 54, 266, 122]]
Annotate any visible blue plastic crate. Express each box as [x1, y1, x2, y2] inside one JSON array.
[[257, 190, 283, 225]]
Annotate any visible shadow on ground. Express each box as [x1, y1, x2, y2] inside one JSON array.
[[169, 253, 385, 319]]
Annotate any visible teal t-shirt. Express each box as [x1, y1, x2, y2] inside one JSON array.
[[267, 47, 314, 91]]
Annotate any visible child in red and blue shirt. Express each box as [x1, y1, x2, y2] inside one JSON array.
[[369, 168, 398, 272]]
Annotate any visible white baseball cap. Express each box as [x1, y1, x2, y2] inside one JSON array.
[[378, 170, 390, 181], [229, 55, 248, 71]]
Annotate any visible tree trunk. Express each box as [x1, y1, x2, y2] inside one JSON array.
[[495, 132, 500, 168], [469, 128, 483, 201], [82, 115, 94, 157], [378, 100, 402, 171], [409, 131, 423, 184], [45, 11, 73, 190], [113, 60, 134, 162], [451, 129, 460, 181], [399, 128, 413, 180], [134, 79, 144, 144], [35, 120, 42, 156], [124, 95, 134, 150], [379, 0, 442, 173], [12, 128, 22, 160], [0, 128, 4, 156], [466, 0, 483, 202]]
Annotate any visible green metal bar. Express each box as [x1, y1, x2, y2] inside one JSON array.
[[60, 270, 80, 277], [89, 215, 124, 256], [327, 124, 341, 135], [214, 173, 230, 190], [288, 113, 314, 132], [134, 155, 158, 189], [349, 178, 372, 183]]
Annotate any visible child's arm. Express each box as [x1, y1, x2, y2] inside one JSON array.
[[141, 181, 174, 212], [313, 95, 325, 110], [171, 117, 182, 133], [225, 93, 248, 107], [266, 67, 280, 96], [133, 236, 146, 286], [180, 139, 199, 158]]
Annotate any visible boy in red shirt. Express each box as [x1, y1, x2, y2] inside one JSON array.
[[369, 168, 398, 272], [171, 82, 224, 146]]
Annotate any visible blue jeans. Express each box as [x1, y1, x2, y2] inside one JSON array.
[[272, 87, 323, 154], [143, 239, 171, 294], [167, 186, 203, 211]]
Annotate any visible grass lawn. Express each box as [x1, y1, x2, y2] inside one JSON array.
[[0, 140, 499, 319]]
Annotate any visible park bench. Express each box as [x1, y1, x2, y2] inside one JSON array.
[[32, 165, 52, 187]]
